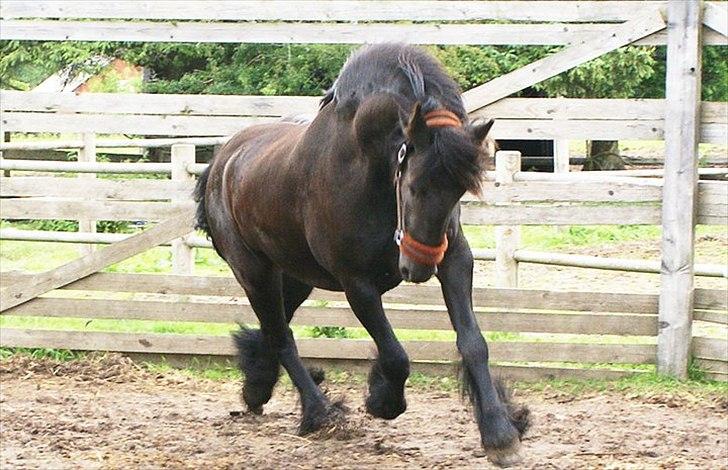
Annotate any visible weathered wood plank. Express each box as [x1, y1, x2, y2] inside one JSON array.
[[460, 204, 661, 225], [460, 202, 725, 226], [480, 180, 662, 203], [4, 297, 658, 336], [657, 0, 703, 379], [703, 1, 728, 37], [695, 288, 728, 311], [0, 1, 673, 22], [0, 19, 673, 45], [0, 272, 662, 314], [478, 98, 726, 123], [693, 336, 728, 361], [0, 328, 657, 364], [0, 176, 193, 200], [704, 371, 728, 382], [0, 112, 267, 136], [0, 200, 682, 227], [695, 357, 728, 375], [170, 144, 195, 275], [0, 199, 194, 222], [0, 16, 725, 46], [490, 119, 724, 144], [4, 110, 724, 143], [0, 209, 195, 312], [0, 90, 319, 117], [5, 93, 725, 124], [494, 151, 521, 287], [1, 177, 664, 204], [693, 310, 728, 325], [463, 10, 667, 110]]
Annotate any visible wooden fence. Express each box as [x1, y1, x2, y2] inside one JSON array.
[[0, 0, 726, 380]]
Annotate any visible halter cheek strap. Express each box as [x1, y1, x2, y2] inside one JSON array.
[[393, 107, 462, 267]]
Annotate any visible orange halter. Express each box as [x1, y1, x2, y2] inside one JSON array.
[[400, 232, 449, 267], [394, 108, 461, 267]]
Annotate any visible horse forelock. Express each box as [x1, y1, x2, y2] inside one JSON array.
[[430, 128, 487, 194]]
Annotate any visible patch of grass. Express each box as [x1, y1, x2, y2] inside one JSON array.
[[406, 371, 460, 392], [520, 369, 728, 398], [144, 359, 242, 382], [0, 347, 85, 361]]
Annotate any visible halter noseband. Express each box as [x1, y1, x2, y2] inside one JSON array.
[[393, 108, 462, 267]]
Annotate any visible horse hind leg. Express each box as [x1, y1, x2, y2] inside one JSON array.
[[235, 263, 342, 434], [234, 327, 280, 415], [234, 274, 319, 415]]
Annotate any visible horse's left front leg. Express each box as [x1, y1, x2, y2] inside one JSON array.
[[344, 279, 410, 419], [437, 229, 529, 467]]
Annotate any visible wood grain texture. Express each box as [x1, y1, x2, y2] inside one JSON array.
[[5, 93, 725, 123], [657, 0, 703, 379], [4, 296, 658, 336], [0, 272, 662, 314], [0, 199, 194, 221], [0, 328, 657, 364], [693, 336, 728, 361], [0, 1, 678, 22], [0, 176, 193, 200], [494, 151, 521, 287]]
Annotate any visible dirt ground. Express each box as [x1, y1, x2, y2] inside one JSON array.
[[1, 355, 726, 470]]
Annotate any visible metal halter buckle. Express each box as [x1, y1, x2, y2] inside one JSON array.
[[394, 229, 404, 246], [397, 142, 407, 164]]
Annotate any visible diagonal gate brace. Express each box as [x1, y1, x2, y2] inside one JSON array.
[[463, 8, 667, 112], [0, 208, 195, 312]]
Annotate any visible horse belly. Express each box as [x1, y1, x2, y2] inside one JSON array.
[[271, 249, 343, 291]]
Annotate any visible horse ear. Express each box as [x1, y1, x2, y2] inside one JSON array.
[[405, 102, 430, 147], [468, 118, 495, 146]]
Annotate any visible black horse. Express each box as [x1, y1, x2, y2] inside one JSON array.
[[195, 43, 529, 466]]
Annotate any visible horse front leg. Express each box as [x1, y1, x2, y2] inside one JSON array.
[[344, 279, 410, 419], [437, 230, 529, 467]]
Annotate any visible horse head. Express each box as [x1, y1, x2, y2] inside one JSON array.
[[395, 102, 494, 282]]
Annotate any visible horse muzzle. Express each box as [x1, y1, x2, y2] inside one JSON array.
[[398, 233, 448, 283]]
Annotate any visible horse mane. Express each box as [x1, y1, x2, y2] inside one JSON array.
[[323, 43, 486, 193]]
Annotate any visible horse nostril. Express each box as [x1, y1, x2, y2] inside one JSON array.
[[401, 267, 410, 279]]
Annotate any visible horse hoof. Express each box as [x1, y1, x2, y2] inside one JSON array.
[[299, 401, 348, 437], [365, 393, 406, 420], [484, 440, 523, 468]]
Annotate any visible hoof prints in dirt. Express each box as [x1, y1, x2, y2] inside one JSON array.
[[1, 356, 727, 469]]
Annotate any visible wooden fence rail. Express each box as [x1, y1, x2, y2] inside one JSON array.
[[3, 92, 726, 142], [1, 268, 724, 379]]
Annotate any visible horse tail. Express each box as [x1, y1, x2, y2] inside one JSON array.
[[193, 163, 212, 237]]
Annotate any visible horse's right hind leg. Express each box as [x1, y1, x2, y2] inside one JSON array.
[[241, 265, 342, 435], [235, 274, 315, 414]]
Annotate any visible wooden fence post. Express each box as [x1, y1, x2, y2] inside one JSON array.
[[554, 140, 570, 173], [171, 144, 195, 275], [77, 133, 96, 256], [658, 0, 703, 379], [494, 151, 521, 288]]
